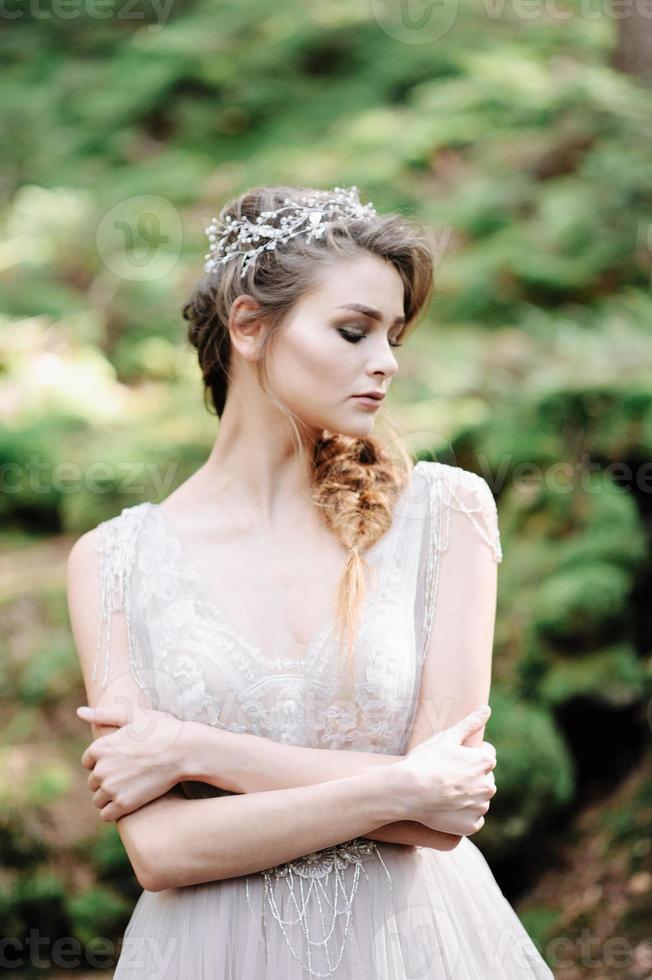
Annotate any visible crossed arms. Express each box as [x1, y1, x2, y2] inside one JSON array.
[[67, 492, 497, 890]]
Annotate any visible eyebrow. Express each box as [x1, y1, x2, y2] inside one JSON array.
[[333, 303, 406, 328]]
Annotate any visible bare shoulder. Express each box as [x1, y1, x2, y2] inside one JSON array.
[[66, 515, 117, 604], [66, 528, 105, 684], [66, 526, 103, 618], [67, 526, 100, 581]]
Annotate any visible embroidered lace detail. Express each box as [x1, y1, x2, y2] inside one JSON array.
[[134, 502, 417, 750], [245, 837, 396, 978], [136, 523, 202, 605], [91, 462, 500, 978], [260, 837, 378, 880], [420, 462, 502, 664]]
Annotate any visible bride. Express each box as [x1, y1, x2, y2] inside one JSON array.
[[67, 185, 554, 977]]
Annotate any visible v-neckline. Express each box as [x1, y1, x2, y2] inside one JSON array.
[[148, 465, 420, 665]]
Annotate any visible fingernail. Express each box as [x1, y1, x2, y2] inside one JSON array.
[[477, 705, 490, 716], [77, 706, 92, 717]]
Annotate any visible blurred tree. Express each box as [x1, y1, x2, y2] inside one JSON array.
[[612, 5, 652, 80]]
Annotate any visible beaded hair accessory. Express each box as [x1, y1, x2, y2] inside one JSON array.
[[203, 185, 377, 277]]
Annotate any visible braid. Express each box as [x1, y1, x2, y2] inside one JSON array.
[[311, 433, 410, 670]]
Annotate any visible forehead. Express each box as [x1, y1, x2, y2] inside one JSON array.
[[305, 254, 405, 314]]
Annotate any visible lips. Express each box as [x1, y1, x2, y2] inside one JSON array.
[[352, 393, 384, 409], [354, 392, 385, 400]]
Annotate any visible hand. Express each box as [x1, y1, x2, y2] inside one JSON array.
[[395, 706, 497, 837], [76, 703, 187, 821]]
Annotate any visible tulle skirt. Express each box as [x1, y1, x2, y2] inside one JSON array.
[[112, 835, 554, 979]]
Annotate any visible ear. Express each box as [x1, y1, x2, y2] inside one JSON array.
[[228, 294, 268, 362]]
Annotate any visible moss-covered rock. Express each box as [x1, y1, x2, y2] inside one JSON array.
[[532, 561, 632, 650]]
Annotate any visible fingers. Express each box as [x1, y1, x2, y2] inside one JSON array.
[[76, 704, 129, 727], [447, 705, 492, 744], [484, 774, 497, 800], [80, 736, 124, 820], [87, 768, 122, 820], [93, 786, 112, 810], [475, 740, 497, 771], [81, 736, 106, 769], [100, 802, 119, 822]]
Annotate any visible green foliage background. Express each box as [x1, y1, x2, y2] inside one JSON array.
[[2, 1, 652, 974]]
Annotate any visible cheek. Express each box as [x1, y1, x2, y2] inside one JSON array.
[[271, 329, 352, 397]]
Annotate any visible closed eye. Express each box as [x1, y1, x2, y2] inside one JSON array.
[[337, 328, 402, 349]]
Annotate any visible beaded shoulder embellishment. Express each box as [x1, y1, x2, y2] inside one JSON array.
[[92, 503, 151, 690], [419, 462, 503, 664]]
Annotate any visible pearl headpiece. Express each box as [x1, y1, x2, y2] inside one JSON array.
[[203, 185, 378, 278]]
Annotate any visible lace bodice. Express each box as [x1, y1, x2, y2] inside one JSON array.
[[92, 460, 501, 755], [91, 460, 502, 976]]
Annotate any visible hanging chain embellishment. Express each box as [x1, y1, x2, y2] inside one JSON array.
[[244, 837, 396, 977], [420, 462, 503, 664]]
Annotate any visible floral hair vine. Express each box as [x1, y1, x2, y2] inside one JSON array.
[[203, 185, 378, 278]]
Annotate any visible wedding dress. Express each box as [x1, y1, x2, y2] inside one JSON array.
[[92, 460, 554, 978]]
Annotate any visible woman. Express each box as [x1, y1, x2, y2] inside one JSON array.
[[67, 185, 554, 977]]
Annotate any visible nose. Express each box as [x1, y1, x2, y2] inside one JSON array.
[[369, 342, 399, 381]]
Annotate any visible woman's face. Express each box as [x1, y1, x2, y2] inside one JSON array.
[[267, 252, 405, 437]]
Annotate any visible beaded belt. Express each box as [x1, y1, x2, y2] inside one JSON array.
[[244, 837, 396, 978]]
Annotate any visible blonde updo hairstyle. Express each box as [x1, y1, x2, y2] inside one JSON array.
[[183, 185, 436, 684]]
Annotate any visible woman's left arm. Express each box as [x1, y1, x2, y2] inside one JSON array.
[[79, 469, 501, 850], [404, 471, 501, 754], [79, 708, 459, 849]]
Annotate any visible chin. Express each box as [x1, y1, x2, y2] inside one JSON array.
[[327, 416, 376, 439], [303, 407, 377, 440]]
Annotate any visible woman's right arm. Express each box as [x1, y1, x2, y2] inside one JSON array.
[[118, 760, 408, 890], [67, 528, 409, 887], [117, 704, 492, 890], [67, 528, 491, 890]]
